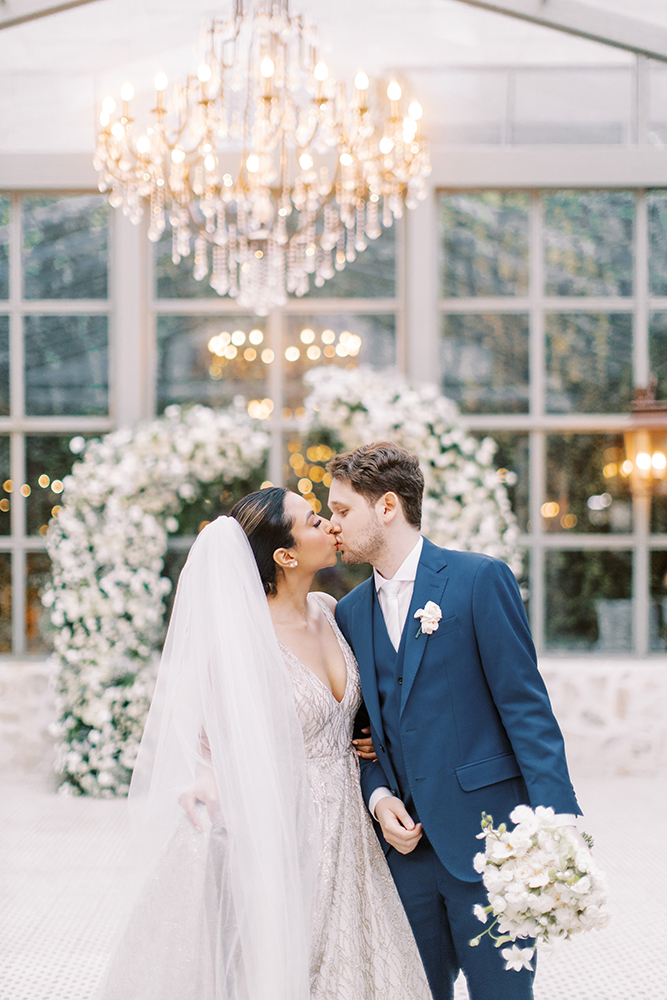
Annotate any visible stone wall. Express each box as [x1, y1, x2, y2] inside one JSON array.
[[1, 657, 666, 786]]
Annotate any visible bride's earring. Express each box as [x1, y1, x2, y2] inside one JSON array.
[[290, 559, 298, 567]]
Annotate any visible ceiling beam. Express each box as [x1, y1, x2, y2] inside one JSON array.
[[0, 0, 103, 31], [450, 0, 667, 63]]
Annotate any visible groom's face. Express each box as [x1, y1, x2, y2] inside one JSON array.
[[327, 478, 384, 565]]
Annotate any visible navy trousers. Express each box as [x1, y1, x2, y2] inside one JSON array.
[[386, 837, 535, 1000]]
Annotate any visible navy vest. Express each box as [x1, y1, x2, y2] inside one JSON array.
[[372, 588, 420, 822]]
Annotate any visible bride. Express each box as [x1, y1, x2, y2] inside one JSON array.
[[97, 487, 432, 1000]]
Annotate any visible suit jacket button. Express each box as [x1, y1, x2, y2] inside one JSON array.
[[379, 744, 385, 753], [397, 676, 403, 684]]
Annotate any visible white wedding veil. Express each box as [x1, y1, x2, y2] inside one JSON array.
[[104, 516, 317, 1000]]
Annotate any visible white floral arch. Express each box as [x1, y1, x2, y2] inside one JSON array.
[[46, 369, 520, 796]]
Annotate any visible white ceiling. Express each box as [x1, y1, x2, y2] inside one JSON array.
[[0, 0, 664, 153]]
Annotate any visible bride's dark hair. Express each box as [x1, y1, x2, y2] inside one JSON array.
[[230, 487, 295, 596]]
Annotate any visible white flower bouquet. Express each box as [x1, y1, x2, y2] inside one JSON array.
[[471, 806, 610, 972]]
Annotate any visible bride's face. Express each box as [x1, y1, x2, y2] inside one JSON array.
[[282, 491, 339, 573]]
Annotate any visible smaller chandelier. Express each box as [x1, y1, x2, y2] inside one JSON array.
[[94, 0, 430, 315]]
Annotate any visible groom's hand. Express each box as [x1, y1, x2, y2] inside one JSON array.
[[375, 796, 422, 854]]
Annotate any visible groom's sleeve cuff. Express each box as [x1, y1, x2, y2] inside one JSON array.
[[553, 813, 578, 827], [369, 786, 394, 820]]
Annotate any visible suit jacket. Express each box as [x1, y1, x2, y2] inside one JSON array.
[[336, 537, 580, 881]]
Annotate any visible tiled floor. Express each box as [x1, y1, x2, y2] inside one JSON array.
[[0, 773, 662, 999]]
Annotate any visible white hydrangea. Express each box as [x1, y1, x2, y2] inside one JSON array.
[[304, 366, 522, 574], [46, 403, 268, 798]]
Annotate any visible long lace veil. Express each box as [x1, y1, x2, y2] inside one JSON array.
[[124, 516, 317, 1000]]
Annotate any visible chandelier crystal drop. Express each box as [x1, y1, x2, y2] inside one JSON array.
[[94, 0, 431, 315]]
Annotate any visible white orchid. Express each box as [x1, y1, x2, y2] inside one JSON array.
[[501, 945, 535, 972]]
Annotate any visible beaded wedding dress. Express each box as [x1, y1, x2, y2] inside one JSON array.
[[96, 518, 431, 1000], [279, 597, 432, 999]]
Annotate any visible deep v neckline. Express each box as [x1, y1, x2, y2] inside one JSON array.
[[278, 596, 349, 706]]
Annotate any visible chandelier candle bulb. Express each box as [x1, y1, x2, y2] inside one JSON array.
[[120, 82, 134, 103]]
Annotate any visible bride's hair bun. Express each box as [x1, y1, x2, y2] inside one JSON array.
[[231, 487, 295, 595]]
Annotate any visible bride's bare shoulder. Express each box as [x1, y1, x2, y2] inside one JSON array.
[[312, 591, 337, 612]]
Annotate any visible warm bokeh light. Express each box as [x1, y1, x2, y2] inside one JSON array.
[[38, 475, 50, 488], [540, 501, 559, 518]]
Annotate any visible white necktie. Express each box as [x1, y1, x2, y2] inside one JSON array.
[[381, 579, 403, 652]]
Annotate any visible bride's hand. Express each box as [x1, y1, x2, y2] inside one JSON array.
[[353, 726, 378, 761], [179, 770, 219, 832]]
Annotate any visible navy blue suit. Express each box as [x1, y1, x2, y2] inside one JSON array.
[[336, 538, 579, 999]]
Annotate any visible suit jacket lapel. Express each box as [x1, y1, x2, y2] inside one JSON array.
[[349, 579, 385, 741], [400, 539, 449, 712]]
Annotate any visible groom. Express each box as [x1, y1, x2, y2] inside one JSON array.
[[328, 441, 580, 1000]]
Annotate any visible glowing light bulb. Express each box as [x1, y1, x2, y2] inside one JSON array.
[[154, 72, 168, 92], [299, 152, 314, 171], [204, 154, 216, 171], [314, 61, 328, 81], [136, 135, 150, 154], [120, 82, 134, 102], [260, 57, 275, 79], [111, 122, 125, 140], [249, 329, 264, 345], [339, 152, 353, 167], [379, 136, 394, 154], [354, 71, 369, 91], [408, 100, 423, 120], [636, 452, 652, 471], [652, 451, 666, 470], [99, 111, 110, 127], [387, 80, 402, 102], [171, 148, 186, 164], [198, 63, 212, 83], [102, 96, 116, 115], [246, 154, 259, 174]]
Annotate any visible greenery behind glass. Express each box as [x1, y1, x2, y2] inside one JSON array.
[[155, 222, 396, 300], [647, 192, 667, 296], [0, 196, 9, 300], [0, 553, 10, 653], [546, 434, 632, 534], [0, 436, 9, 537], [650, 551, 667, 651], [545, 550, 633, 650], [471, 431, 529, 532], [440, 313, 529, 414], [543, 191, 634, 297], [0, 315, 8, 416], [545, 312, 633, 413], [649, 312, 667, 401], [22, 196, 108, 300], [25, 435, 91, 536], [439, 192, 529, 298], [24, 316, 108, 416], [156, 315, 267, 412], [27, 551, 52, 653]]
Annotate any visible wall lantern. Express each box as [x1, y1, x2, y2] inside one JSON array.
[[623, 377, 667, 496]]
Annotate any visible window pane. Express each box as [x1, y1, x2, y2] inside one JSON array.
[[472, 431, 529, 532], [154, 226, 219, 300], [22, 195, 108, 300], [0, 436, 9, 536], [648, 191, 667, 296], [545, 550, 633, 651], [543, 191, 634, 297], [0, 315, 8, 415], [439, 192, 529, 298], [650, 551, 667, 651], [0, 553, 10, 652], [300, 224, 396, 299], [157, 315, 267, 412], [440, 313, 529, 414], [545, 312, 633, 413], [26, 435, 89, 536], [27, 551, 51, 654], [545, 434, 632, 534], [24, 315, 108, 416], [282, 314, 396, 415], [0, 196, 9, 300], [649, 311, 667, 400]]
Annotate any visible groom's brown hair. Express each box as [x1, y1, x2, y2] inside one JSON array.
[[327, 442, 424, 528]]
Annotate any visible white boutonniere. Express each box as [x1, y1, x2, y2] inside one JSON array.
[[414, 601, 442, 638]]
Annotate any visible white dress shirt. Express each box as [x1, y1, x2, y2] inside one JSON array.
[[367, 536, 577, 829]]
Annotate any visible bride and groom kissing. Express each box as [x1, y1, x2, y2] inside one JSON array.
[[98, 441, 580, 1000]]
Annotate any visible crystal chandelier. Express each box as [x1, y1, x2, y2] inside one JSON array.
[[95, 0, 431, 315]]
